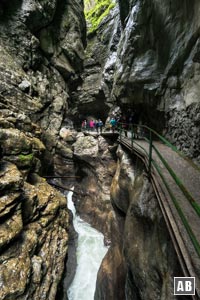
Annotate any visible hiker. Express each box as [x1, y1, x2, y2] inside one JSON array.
[[128, 112, 135, 129], [110, 117, 117, 133], [98, 119, 103, 133], [95, 120, 99, 132], [89, 120, 95, 131], [81, 120, 87, 131], [121, 115, 128, 137]]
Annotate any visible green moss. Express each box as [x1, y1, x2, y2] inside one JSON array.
[[84, 0, 115, 33], [19, 153, 34, 162]]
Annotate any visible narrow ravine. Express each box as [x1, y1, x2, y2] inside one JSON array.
[[67, 191, 108, 300]]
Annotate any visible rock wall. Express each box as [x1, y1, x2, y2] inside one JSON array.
[[68, 131, 190, 300], [72, 132, 117, 243], [0, 115, 68, 300], [70, 5, 121, 121], [72, 132, 127, 299], [0, 0, 84, 177], [0, 0, 86, 299], [1, 0, 200, 298], [78, 0, 200, 164], [95, 147, 186, 300], [0, 0, 85, 142], [113, 0, 200, 164]]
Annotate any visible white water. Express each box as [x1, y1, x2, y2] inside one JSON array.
[[67, 191, 108, 300]]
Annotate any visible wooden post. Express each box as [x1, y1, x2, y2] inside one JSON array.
[[148, 131, 152, 177], [131, 124, 134, 149]]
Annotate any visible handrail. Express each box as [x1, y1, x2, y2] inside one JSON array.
[[118, 123, 200, 214], [70, 122, 200, 258], [150, 141, 200, 218], [118, 122, 200, 259], [152, 158, 200, 258], [118, 122, 200, 171]]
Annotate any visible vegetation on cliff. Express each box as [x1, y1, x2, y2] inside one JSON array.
[[84, 0, 115, 33]]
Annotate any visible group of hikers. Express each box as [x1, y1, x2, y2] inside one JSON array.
[[81, 110, 138, 136], [109, 113, 135, 133], [81, 119, 104, 133]]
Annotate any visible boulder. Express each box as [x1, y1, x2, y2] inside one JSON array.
[[59, 128, 76, 142]]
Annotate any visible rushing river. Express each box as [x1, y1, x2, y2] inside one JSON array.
[[67, 191, 108, 300]]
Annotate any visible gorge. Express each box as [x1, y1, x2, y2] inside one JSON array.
[[0, 0, 200, 300]]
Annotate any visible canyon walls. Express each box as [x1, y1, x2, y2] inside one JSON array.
[[90, 146, 187, 300], [0, 124, 68, 299], [80, 0, 200, 164], [69, 4, 121, 121], [0, 0, 86, 299], [0, 0, 86, 180], [1, 0, 200, 299], [0, 0, 85, 133], [70, 132, 127, 300], [72, 132, 118, 243], [114, 0, 200, 164], [75, 135, 186, 300], [109, 146, 184, 300]]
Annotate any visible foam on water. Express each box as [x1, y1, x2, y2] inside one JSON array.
[[67, 191, 108, 300]]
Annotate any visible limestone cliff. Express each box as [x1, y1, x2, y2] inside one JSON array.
[[96, 145, 186, 300], [1, 0, 200, 299], [113, 0, 200, 164], [72, 132, 127, 299], [72, 132, 117, 242], [77, 0, 200, 164], [0, 0, 86, 299], [65, 1, 200, 297], [0, 119, 68, 299], [70, 3, 120, 120], [0, 0, 85, 143], [0, 0, 86, 178]]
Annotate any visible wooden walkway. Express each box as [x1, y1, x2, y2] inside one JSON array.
[[118, 136, 200, 299], [84, 130, 200, 296]]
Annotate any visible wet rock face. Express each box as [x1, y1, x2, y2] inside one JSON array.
[[110, 146, 184, 300], [95, 245, 126, 300], [72, 133, 118, 243], [117, 0, 129, 26], [165, 102, 200, 164], [72, 133, 127, 300], [112, 0, 200, 162], [0, 2, 86, 297], [0, 0, 86, 139], [70, 6, 121, 121], [0, 114, 69, 300], [80, 0, 200, 163], [0, 165, 68, 300]]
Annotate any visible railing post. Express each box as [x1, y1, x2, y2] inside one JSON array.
[[119, 124, 122, 141], [148, 130, 152, 176], [131, 124, 134, 149]]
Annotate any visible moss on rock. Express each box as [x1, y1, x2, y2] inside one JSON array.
[[84, 0, 115, 33], [19, 153, 34, 162], [18, 153, 34, 168]]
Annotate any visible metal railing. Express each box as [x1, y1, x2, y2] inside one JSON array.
[[70, 122, 200, 258], [118, 122, 200, 259]]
